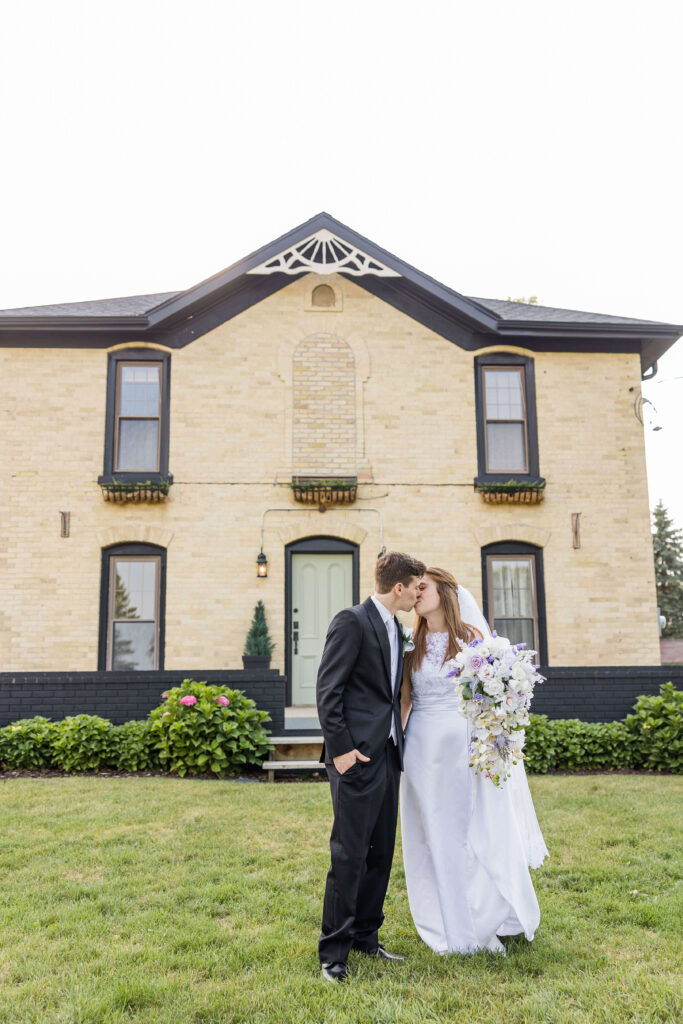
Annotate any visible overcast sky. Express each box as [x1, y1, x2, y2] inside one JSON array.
[[2, 0, 681, 527]]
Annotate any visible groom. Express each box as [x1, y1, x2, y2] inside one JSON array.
[[316, 551, 425, 982]]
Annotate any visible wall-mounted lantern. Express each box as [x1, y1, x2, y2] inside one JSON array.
[[256, 551, 268, 578]]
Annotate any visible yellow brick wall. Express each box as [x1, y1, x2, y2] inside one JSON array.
[[0, 273, 660, 672]]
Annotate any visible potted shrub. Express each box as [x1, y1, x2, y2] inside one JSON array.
[[242, 600, 276, 669]]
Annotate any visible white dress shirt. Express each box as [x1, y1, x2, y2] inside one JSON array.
[[371, 595, 399, 743]]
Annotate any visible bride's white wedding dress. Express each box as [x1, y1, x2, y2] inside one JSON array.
[[400, 589, 548, 955]]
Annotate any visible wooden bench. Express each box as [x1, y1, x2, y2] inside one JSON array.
[[261, 759, 324, 783]]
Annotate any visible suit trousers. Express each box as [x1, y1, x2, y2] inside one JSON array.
[[319, 739, 401, 964]]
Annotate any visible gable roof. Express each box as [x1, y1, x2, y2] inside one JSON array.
[[0, 212, 680, 371]]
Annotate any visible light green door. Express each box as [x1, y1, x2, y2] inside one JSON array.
[[291, 552, 353, 705]]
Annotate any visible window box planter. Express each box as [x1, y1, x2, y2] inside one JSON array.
[[291, 477, 358, 510], [100, 479, 171, 504], [474, 479, 546, 505]]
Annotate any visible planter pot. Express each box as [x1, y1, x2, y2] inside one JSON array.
[[101, 484, 169, 503], [291, 478, 358, 510], [479, 489, 545, 505], [242, 655, 271, 669]]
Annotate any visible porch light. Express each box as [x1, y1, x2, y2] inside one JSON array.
[[256, 551, 268, 578]]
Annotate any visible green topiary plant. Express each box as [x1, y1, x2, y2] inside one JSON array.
[[0, 716, 59, 770], [243, 600, 276, 658], [148, 680, 272, 777]]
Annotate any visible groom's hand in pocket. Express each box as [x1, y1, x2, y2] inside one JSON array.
[[333, 749, 371, 775]]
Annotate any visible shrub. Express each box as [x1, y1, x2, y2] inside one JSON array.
[[624, 682, 683, 772], [0, 716, 58, 770], [109, 719, 160, 772], [50, 715, 116, 772], [148, 680, 272, 777], [243, 601, 276, 657]]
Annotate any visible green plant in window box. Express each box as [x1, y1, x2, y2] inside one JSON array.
[[475, 479, 546, 505], [101, 479, 171, 503]]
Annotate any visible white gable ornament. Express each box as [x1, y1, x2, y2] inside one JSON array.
[[247, 228, 401, 277]]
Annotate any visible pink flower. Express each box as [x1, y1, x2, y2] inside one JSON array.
[[216, 696, 230, 707], [162, 711, 170, 718], [161, 693, 169, 699], [179, 695, 197, 706]]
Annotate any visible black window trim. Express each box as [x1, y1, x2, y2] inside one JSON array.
[[98, 542, 167, 671], [98, 348, 173, 485], [480, 541, 548, 665], [474, 353, 543, 485]]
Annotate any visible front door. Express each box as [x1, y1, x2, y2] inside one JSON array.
[[290, 551, 353, 705]]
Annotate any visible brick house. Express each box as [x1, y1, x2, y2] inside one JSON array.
[[1, 213, 681, 725]]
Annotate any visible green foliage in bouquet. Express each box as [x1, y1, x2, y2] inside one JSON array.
[[243, 600, 276, 657], [148, 680, 272, 777], [110, 720, 160, 772], [624, 682, 683, 772], [0, 716, 58, 770], [50, 715, 117, 772]]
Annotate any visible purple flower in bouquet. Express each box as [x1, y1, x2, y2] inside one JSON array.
[[468, 638, 483, 648], [469, 653, 486, 672]]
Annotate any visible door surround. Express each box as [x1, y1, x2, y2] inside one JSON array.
[[284, 535, 360, 706]]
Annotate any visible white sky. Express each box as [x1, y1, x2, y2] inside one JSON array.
[[2, 0, 682, 526]]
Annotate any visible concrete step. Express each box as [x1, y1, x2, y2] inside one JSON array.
[[262, 758, 323, 783], [269, 734, 323, 763]]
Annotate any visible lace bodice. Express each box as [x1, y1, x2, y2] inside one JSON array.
[[410, 631, 463, 707]]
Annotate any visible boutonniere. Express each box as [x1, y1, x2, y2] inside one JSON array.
[[399, 624, 415, 655]]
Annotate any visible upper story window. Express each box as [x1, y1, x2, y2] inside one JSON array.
[[482, 366, 528, 473], [115, 362, 161, 471], [474, 354, 542, 484], [99, 349, 173, 486]]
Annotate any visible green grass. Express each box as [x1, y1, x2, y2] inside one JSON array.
[[0, 776, 681, 1024]]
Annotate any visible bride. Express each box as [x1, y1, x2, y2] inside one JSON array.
[[400, 566, 548, 955]]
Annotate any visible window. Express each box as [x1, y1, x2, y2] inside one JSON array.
[[474, 354, 542, 484], [482, 366, 528, 472], [481, 542, 547, 663], [115, 362, 161, 471], [99, 543, 166, 670], [99, 349, 172, 485]]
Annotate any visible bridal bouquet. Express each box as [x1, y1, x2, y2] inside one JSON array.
[[447, 633, 545, 787]]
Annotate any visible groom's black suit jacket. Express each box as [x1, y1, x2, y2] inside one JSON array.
[[317, 597, 405, 770]]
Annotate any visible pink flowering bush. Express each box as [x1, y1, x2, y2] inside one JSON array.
[[148, 679, 271, 777]]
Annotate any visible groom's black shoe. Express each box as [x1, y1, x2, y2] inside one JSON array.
[[321, 961, 348, 983], [362, 946, 407, 962]]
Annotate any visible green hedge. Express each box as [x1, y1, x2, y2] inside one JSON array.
[[0, 680, 271, 777], [0, 683, 679, 776], [524, 683, 682, 774]]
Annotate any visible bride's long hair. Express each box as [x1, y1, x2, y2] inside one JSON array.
[[407, 566, 482, 669]]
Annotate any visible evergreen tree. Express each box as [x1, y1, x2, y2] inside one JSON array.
[[652, 500, 683, 637], [244, 600, 276, 657]]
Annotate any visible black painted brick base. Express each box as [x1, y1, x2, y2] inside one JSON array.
[[0, 666, 681, 729], [534, 666, 683, 722], [0, 670, 285, 731]]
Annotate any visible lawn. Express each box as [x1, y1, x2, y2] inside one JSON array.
[[0, 775, 681, 1024]]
